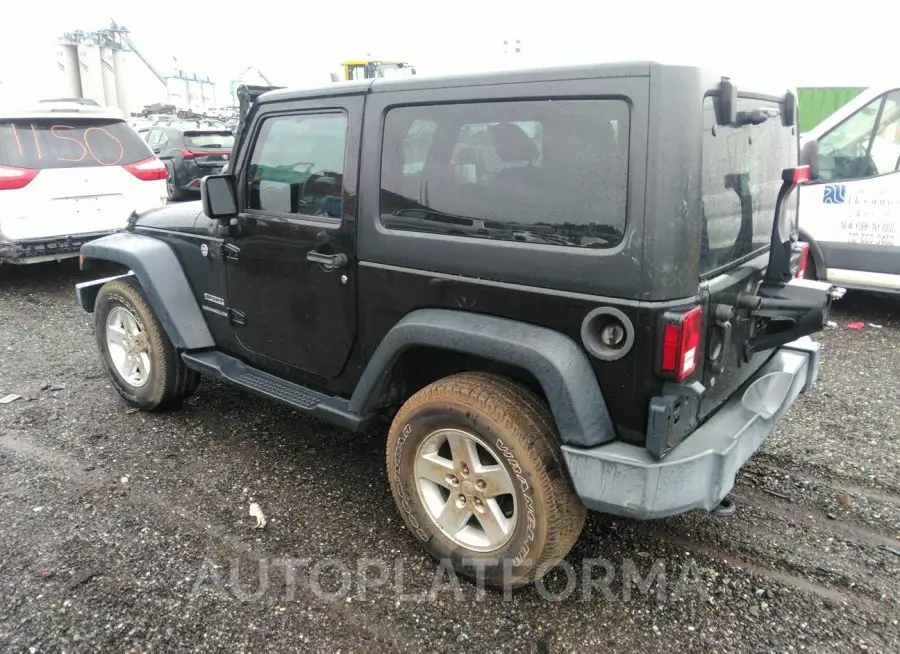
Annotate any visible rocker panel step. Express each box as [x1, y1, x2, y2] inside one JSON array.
[[181, 350, 374, 432]]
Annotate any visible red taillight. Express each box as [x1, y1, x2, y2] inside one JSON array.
[[0, 164, 39, 190], [794, 242, 810, 279], [180, 149, 195, 159], [124, 157, 167, 181], [660, 306, 703, 381]]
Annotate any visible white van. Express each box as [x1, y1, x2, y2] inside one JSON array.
[[798, 87, 900, 293], [0, 103, 167, 265]]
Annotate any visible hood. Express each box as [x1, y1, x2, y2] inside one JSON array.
[[130, 201, 205, 233]]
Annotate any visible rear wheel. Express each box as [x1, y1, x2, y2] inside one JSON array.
[[386, 372, 586, 587], [165, 165, 186, 201], [94, 277, 200, 410]]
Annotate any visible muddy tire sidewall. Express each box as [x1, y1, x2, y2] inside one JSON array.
[[390, 399, 549, 587]]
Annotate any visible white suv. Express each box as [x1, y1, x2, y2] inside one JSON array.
[[0, 103, 167, 265]]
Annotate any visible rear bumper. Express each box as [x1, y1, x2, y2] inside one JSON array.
[[0, 230, 121, 264], [562, 337, 820, 519]]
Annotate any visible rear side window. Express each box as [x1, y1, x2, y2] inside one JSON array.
[[0, 118, 151, 169], [184, 131, 234, 149], [380, 99, 629, 248], [700, 96, 797, 275]]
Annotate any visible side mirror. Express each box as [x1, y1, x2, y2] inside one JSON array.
[[799, 139, 820, 180], [201, 174, 238, 222]]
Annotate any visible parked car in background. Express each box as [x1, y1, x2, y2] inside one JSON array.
[[171, 119, 229, 130], [129, 119, 154, 136], [142, 125, 234, 201], [39, 97, 102, 107], [797, 86, 900, 294], [0, 103, 167, 266]]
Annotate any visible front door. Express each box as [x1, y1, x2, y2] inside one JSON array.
[[223, 96, 361, 379], [799, 89, 900, 289]]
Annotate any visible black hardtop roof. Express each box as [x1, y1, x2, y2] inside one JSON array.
[[258, 61, 658, 104], [256, 59, 792, 112]]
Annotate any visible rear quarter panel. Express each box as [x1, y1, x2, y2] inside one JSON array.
[[356, 73, 654, 443]]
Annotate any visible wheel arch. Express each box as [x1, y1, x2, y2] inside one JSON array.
[[350, 309, 616, 448], [799, 228, 827, 280], [77, 232, 215, 350]]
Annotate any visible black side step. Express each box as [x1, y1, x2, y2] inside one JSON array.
[[181, 350, 375, 432]]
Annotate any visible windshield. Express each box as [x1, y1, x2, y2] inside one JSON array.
[[0, 118, 151, 169], [815, 92, 900, 181], [183, 131, 234, 149], [346, 63, 414, 80], [374, 63, 414, 79]]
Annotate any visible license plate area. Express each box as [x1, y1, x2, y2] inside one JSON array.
[[53, 195, 124, 214]]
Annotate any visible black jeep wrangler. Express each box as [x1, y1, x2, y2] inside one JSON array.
[[76, 63, 841, 587]]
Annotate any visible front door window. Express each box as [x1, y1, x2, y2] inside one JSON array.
[[246, 112, 348, 219]]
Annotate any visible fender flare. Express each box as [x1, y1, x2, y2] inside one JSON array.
[[78, 232, 215, 349], [349, 309, 616, 448], [799, 229, 827, 279]]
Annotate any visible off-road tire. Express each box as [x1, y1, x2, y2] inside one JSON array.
[[386, 371, 586, 587], [94, 277, 200, 410]]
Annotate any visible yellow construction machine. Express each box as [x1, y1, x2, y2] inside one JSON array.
[[338, 59, 416, 81]]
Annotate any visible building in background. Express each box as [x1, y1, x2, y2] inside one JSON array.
[[10, 21, 219, 115]]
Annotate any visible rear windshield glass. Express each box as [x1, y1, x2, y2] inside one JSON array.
[[184, 131, 234, 149], [0, 118, 150, 169], [700, 96, 797, 275]]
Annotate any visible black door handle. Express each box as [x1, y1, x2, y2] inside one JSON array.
[[306, 250, 348, 269]]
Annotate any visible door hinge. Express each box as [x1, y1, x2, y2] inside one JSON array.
[[220, 242, 240, 262], [228, 308, 246, 326]]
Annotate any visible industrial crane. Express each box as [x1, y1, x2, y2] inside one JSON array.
[[107, 20, 168, 89], [236, 66, 273, 86], [56, 19, 216, 115]]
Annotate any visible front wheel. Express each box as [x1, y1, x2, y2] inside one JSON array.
[[386, 372, 586, 587], [94, 277, 200, 410]]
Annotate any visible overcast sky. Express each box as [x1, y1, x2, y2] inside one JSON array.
[[1, 0, 897, 106]]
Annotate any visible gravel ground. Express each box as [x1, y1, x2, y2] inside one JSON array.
[[1, 260, 898, 653]]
